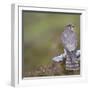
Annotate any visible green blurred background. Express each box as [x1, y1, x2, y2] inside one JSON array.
[[22, 11, 80, 77]]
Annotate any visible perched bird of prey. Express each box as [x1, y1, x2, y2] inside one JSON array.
[[61, 24, 79, 70]]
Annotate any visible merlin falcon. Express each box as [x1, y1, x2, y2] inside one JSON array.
[[61, 24, 79, 70]]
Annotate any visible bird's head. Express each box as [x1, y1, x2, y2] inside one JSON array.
[[65, 24, 75, 31]]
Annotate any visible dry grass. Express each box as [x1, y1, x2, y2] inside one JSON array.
[[23, 61, 80, 77]]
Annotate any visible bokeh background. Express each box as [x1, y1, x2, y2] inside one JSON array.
[[22, 11, 80, 77]]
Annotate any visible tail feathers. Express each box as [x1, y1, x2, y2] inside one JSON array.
[[67, 50, 77, 64], [70, 51, 77, 63], [66, 50, 79, 70]]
